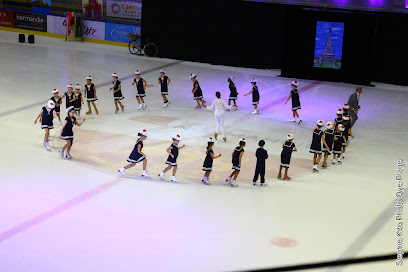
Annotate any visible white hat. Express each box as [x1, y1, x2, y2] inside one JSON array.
[[52, 89, 59, 94], [47, 100, 55, 109], [251, 78, 256, 83], [336, 109, 343, 115], [229, 76, 235, 80], [240, 138, 246, 143], [112, 73, 118, 77], [173, 134, 181, 141], [66, 106, 75, 112], [338, 124, 345, 132], [342, 115, 350, 121], [342, 104, 350, 109], [317, 120, 324, 126], [326, 121, 334, 130], [135, 70, 141, 75], [86, 75, 92, 80], [75, 84, 81, 90], [208, 137, 214, 143], [286, 134, 294, 140], [140, 129, 148, 137], [67, 84, 73, 89], [291, 81, 299, 86], [190, 73, 197, 79], [160, 69, 166, 74]]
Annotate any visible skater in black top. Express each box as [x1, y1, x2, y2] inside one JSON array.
[[228, 76, 238, 108], [278, 134, 297, 180], [333, 109, 344, 128], [84, 75, 99, 115], [118, 129, 150, 178], [190, 74, 207, 109], [310, 120, 330, 172], [202, 137, 222, 185], [61, 84, 76, 110], [253, 140, 268, 186], [284, 81, 302, 123], [132, 70, 147, 110], [34, 100, 56, 151], [158, 135, 185, 183], [332, 124, 347, 164], [341, 115, 354, 159], [158, 69, 171, 108], [51, 89, 62, 125], [74, 84, 84, 117], [110, 73, 125, 113], [58, 106, 85, 159], [322, 121, 334, 168], [226, 138, 246, 187], [244, 78, 260, 114]]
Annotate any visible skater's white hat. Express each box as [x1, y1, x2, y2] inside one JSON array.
[[342, 115, 350, 120], [190, 73, 197, 79], [240, 138, 246, 143], [326, 121, 334, 130], [173, 134, 181, 141], [317, 120, 324, 126], [86, 75, 92, 80], [47, 100, 55, 109], [336, 109, 343, 115], [250, 78, 256, 83], [208, 137, 214, 143], [286, 134, 294, 140], [67, 84, 73, 89], [75, 84, 81, 90], [338, 124, 345, 131], [140, 129, 148, 137], [342, 104, 350, 109], [291, 81, 299, 86], [112, 73, 118, 77], [160, 69, 166, 74], [135, 70, 141, 75], [52, 89, 59, 94], [66, 106, 75, 112]]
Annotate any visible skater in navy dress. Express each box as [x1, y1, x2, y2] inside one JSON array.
[[158, 69, 171, 108], [61, 84, 76, 110], [74, 84, 84, 116], [332, 124, 347, 164], [228, 76, 238, 108], [253, 140, 268, 186], [85, 75, 99, 115], [225, 138, 246, 187], [310, 120, 330, 172], [110, 73, 124, 114], [190, 74, 207, 109], [278, 134, 297, 180], [132, 70, 147, 110], [118, 129, 150, 178], [342, 104, 351, 123], [202, 137, 222, 185], [322, 121, 334, 168], [341, 115, 354, 159], [34, 100, 56, 151], [59, 106, 85, 159], [333, 109, 344, 128], [284, 81, 302, 123], [51, 88, 62, 124], [244, 78, 260, 114], [158, 135, 186, 183]]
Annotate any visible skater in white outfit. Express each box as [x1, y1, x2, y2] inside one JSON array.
[[206, 92, 234, 142]]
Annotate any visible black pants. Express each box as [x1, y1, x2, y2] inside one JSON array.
[[253, 166, 265, 183]]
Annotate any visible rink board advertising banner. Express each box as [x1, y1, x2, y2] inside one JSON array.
[[14, 12, 47, 32], [105, 22, 141, 43], [0, 9, 14, 27], [54, 16, 105, 40], [106, 0, 141, 20]]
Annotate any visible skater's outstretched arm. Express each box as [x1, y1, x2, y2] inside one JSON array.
[[179, 144, 186, 150], [284, 93, 292, 104], [61, 93, 66, 100], [206, 99, 215, 110], [75, 118, 86, 127], [244, 88, 254, 96], [211, 153, 221, 159], [34, 109, 43, 124]]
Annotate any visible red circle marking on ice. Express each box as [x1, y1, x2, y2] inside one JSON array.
[[271, 238, 298, 247]]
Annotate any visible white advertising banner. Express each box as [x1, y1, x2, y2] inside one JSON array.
[[106, 1, 142, 20], [53, 16, 105, 40]]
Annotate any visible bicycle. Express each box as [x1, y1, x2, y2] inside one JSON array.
[[128, 34, 158, 57]]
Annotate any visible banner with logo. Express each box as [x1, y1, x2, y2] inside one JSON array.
[[82, 0, 103, 19], [106, 0, 141, 20], [54, 16, 105, 40], [0, 9, 14, 28], [105, 22, 140, 43], [32, 0, 52, 15], [14, 12, 47, 32]]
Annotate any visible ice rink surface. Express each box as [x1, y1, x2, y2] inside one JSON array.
[[0, 30, 407, 272]]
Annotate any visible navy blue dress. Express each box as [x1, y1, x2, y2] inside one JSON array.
[[291, 89, 301, 110], [334, 117, 343, 127], [281, 141, 295, 168], [65, 92, 75, 109], [134, 78, 146, 97], [85, 83, 98, 101], [322, 130, 334, 154], [232, 147, 244, 171], [333, 132, 344, 154], [127, 139, 145, 163], [309, 129, 323, 154], [342, 123, 351, 146], [41, 106, 54, 129], [252, 86, 260, 105], [166, 144, 179, 166], [51, 96, 62, 115], [112, 80, 124, 100], [229, 82, 237, 100], [61, 116, 76, 141], [159, 76, 169, 95], [202, 149, 214, 171], [74, 92, 82, 110], [193, 80, 203, 100]]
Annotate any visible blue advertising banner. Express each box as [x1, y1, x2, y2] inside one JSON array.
[[104, 22, 141, 43]]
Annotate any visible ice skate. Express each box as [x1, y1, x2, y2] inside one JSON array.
[[290, 118, 296, 122], [203, 180, 210, 185], [59, 149, 65, 158], [59, 119, 63, 125], [251, 110, 258, 114], [337, 158, 342, 164], [225, 177, 231, 184], [86, 111, 92, 115], [223, 137, 226, 142], [142, 104, 146, 110], [118, 168, 125, 177], [298, 119, 302, 124], [158, 172, 165, 181], [171, 176, 179, 183], [163, 101, 170, 108], [115, 109, 119, 114], [284, 176, 291, 181], [137, 104, 143, 110], [253, 182, 257, 186], [65, 153, 73, 159], [332, 159, 336, 165], [313, 165, 319, 172], [230, 180, 238, 187], [45, 142, 51, 151], [121, 105, 125, 112], [142, 170, 150, 178], [260, 183, 268, 186], [195, 105, 201, 109], [342, 154, 345, 159]]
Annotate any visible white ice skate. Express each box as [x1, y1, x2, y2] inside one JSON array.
[[118, 168, 126, 177], [342, 154, 345, 159], [45, 142, 51, 151], [171, 176, 179, 183], [332, 159, 336, 165], [158, 172, 165, 181], [142, 104, 147, 110], [137, 104, 143, 110], [65, 153, 73, 159], [251, 110, 258, 114], [337, 158, 342, 164], [225, 177, 231, 184], [163, 102, 170, 108], [260, 183, 268, 187], [59, 149, 65, 158], [290, 118, 296, 122], [230, 180, 238, 187], [142, 170, 150, 178], [313, 165, 319, 172], [298, 119, 302, 124], [202, 177, 210, 185]]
